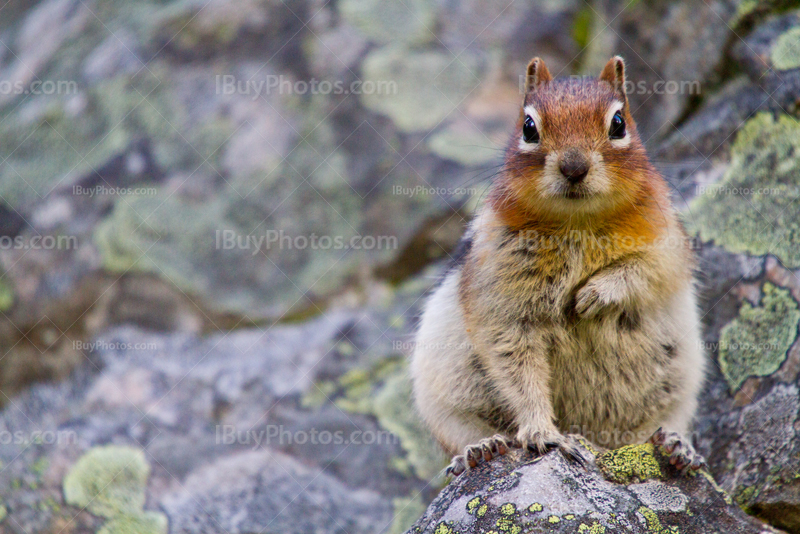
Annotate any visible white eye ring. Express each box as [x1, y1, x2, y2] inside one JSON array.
[[518, 106, 541, 152], [606, 101, 630, 147]]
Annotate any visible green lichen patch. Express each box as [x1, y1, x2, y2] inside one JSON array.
[[718, 283, 800, 390], [772, 26, 800, 70], [596, 443, 663, 484], [578, 522, 606, 534], [466, 497, 481, 514], [527, 502, 542, 513], [97, 511, 168, 534], [426, 124, 499, 166], [499, 503, 516, 516], [690, 113, 800, 267], [637, 506, 679, 533], [361, 47, 482, 133], [63, 446, 150, 518], [339, 0, 436, 45]]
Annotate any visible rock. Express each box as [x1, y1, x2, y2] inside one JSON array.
[[407, 444, 781, 533], [161, 449, 393, 534], [0, 283, 442, 533]]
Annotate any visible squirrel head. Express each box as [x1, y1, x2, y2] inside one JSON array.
[[494, 56, 659, 225]]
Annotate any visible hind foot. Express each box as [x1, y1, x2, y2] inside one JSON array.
[[445, 434, 518, 477], [648, 428, 705, 471]]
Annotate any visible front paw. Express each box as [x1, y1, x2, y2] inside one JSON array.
[[445, 434, 518, 477], [516, 427, 586, 466], [573, 277, 624, 319], [648, 428, 705, 471]]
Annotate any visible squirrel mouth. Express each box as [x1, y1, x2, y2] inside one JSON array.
[[564, 188, 589, 200]]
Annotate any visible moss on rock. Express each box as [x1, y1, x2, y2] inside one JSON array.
[[718, 282, 800, 390], [361, 47, 482, 133], [596, 444, 663, 484], [690, 113, 800, 267], [63, 446, 150, 518]]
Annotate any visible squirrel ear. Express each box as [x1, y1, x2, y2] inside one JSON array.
[[600, 56, 627, 99], [524, 57, 553, 95]]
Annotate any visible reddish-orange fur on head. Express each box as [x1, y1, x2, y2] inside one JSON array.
[[490, 56, 669, 238]]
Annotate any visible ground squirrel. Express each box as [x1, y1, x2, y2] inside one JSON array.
[[411, 56, 706, 476]]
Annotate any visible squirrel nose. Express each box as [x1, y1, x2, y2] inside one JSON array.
[[559, 151, 590, 184]]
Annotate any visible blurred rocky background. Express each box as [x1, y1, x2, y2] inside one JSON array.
[[0, 0, 799, 532]]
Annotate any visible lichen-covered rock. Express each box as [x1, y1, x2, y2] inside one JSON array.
[[0, 284, 439, 533], [63, 446, 150, 518], [717, 283, 800, 390], [361, 47, 483, 133], [406, 445, 782, 533], [690, 113, 800, 268]]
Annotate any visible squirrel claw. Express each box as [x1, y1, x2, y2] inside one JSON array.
[[648, 428, 705, 472], [444, 434, 517, 478]]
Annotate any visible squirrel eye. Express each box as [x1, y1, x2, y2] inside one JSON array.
[[609, 110, 626, 139], [522, 116, 539, 144]]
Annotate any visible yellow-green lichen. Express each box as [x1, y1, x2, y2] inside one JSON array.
[[477, 504, 488, 517], [97, 511, 168, 534], [434, 522, 455, 534], [579, 438, 602, 457], [495, 517, 520, 533], [547, 515, 560, 523], [718, 283, 800, 390], [579, 522, 606, 534], [467, 497, 482, 514], [690, 113, 800, 268], [596, 443, 662, 484], [734, 484, 760, 512], [528, 502, 543, 513], [500, 503, 516, 516], [638, 506, 680, 533], [772, 26, 800, 70], [63, 446, 150, 518]]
